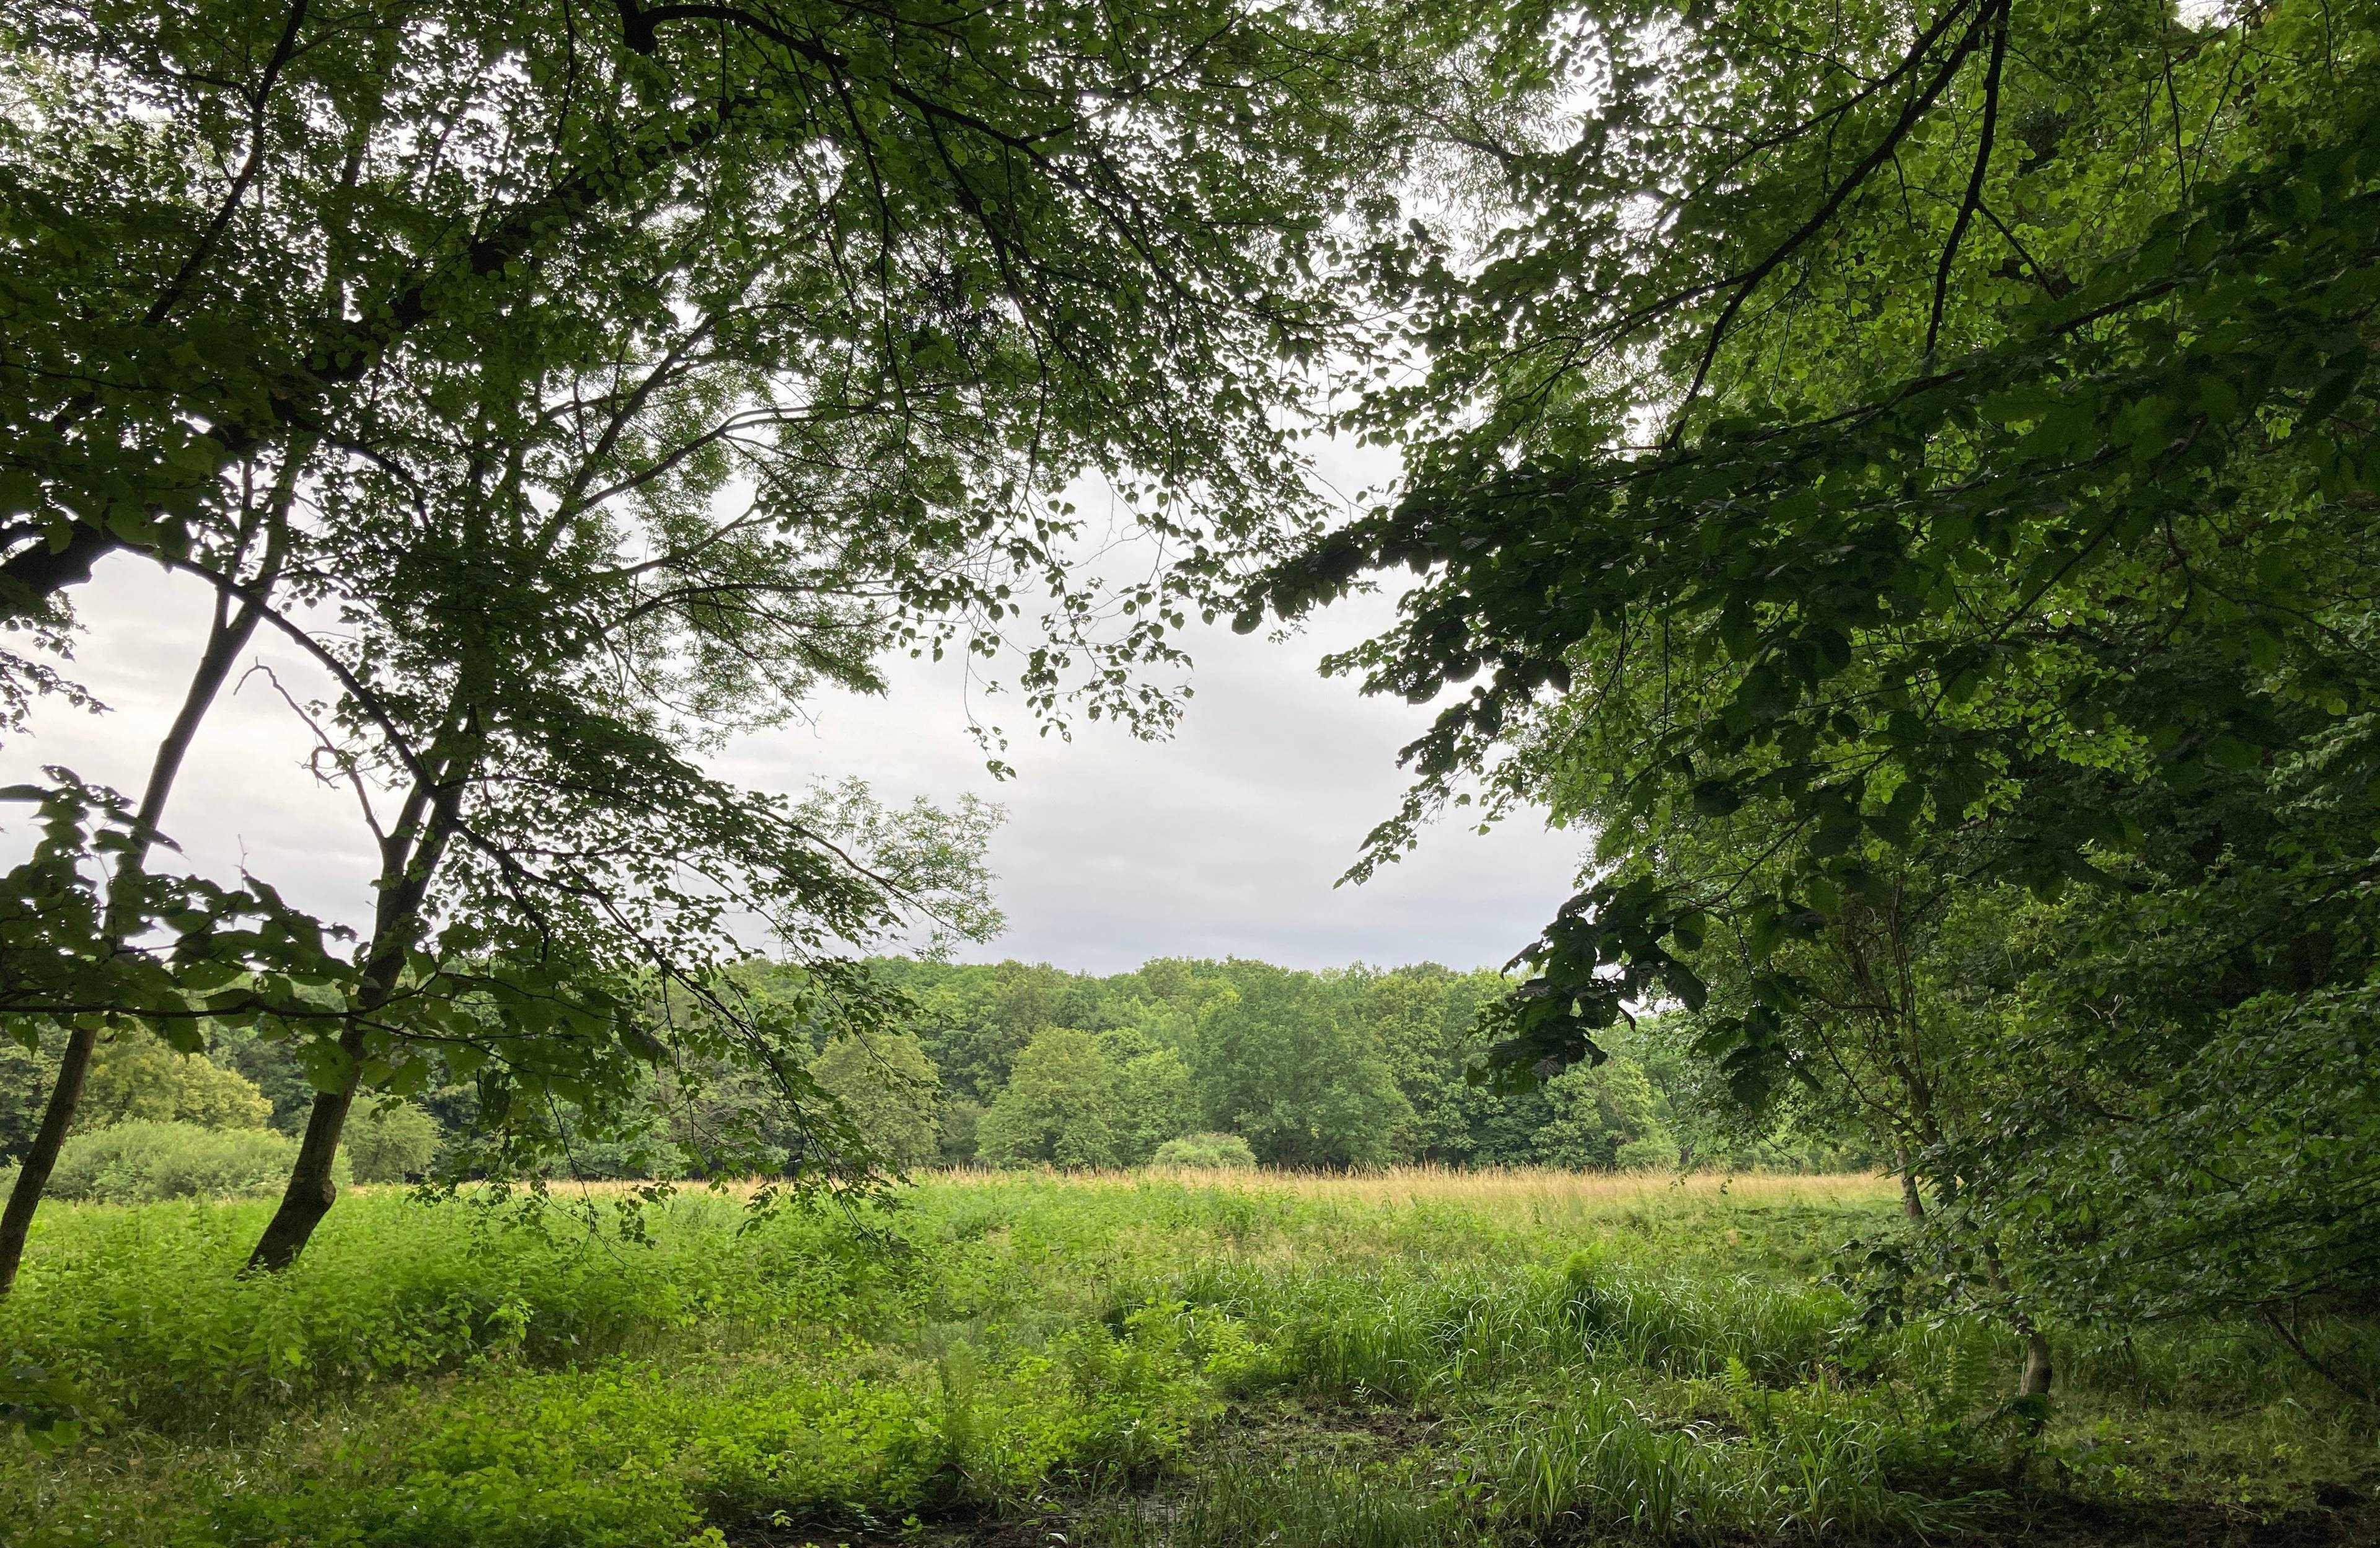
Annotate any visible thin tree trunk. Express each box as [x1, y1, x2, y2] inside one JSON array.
[[1895, 1142, 1926, 1219], [245, 723, 475, 1273], [2020, 1330, 2053, 1397], [244, 1022, 369, 1272], [0, 505, 288, 1296], [0, 1024, 102, 1294]]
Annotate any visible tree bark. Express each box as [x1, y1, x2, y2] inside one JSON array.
[[243, 1022, 369, 1273], [2020, 1329, 2054, 1397], [0, 506, 288, 1296], [0, 1024, 102, 1296]]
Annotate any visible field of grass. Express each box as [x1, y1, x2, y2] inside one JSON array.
[[2, 1169, 2374, 1547]]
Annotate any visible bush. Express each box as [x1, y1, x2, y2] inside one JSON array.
[[0, 1121, 337, 1204], [346, 1101, 443, 1183], [1150, 1132, 1258, 1169], [1614, 1134, 1681, 1172], [77, 1028, 274, 1133]]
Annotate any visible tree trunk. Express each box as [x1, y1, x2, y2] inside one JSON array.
[[0, 508, 289, 1297], [1894, 1143, 1926, 1219], [243, 717, 474, 1273], [245, 1024, 368, 1273], [2020, 1329, 2054, 1397], [0, 1024, 102, 1295]]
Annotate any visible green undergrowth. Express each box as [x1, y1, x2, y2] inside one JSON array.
[[1, 1176, 2373, 1547]]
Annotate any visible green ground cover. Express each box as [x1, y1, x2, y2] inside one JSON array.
[[2, 1172, 2373, 1547]]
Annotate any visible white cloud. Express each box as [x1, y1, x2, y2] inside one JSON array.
[[7, 492, 1583, 977]]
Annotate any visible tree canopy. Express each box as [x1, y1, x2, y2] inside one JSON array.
[[0, 0, 1471, 1281], [1251, 0, 2380, 1369]]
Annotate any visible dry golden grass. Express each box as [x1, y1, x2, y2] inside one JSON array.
[[923, 1164, 1895, 1210], [416, 1167, 1896, 1218]]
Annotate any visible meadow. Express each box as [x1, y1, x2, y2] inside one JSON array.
[[2, 1169, 2374, 1548]]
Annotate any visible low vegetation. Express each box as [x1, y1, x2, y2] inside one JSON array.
[[4, 1172, 2373, 1547]]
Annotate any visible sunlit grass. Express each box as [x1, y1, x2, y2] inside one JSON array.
[[928, 1164, 1897, 1210]]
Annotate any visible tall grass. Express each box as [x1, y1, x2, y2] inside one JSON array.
[[0, 1192, 911, 1427], [2, 1171, 2371, 1548], [1080, 1451, 1486, 1548], [1474, 1379, 1961, 1541], [933, 1163, 1897, 1213]]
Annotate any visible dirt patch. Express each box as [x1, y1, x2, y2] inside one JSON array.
[[723, 1444, 2380, 1548], [1941, 1487, 2380, 1548], [1223, 1393, 1452, 1455]]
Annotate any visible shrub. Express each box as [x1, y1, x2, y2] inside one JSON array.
[[0, 1121, 337, 1205], [347, 1101, 443, 1183], [1614, 1134, 1681, 1172], [1151, 1133, 1258, 1169]]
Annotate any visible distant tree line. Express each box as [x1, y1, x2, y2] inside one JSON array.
[[863, 957, 1867, 1173], [0, 956, 1872, 1188]]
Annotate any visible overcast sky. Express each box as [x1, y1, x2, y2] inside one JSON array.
[[6, 448, 1586, 976]]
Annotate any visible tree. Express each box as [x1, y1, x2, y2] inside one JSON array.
[[343, 1100, 441, 1184], [1111, 1040, 1201, 1165], [1534, 1058, 1673, 1172], [3, 0, 1452, 1280], [206, 1025, 321, 1133], [809, 1031, 940, 1172], [1193, 964, 1411, 1169], [1253, 0, 2380, 1391], [976, 1028, 1123, 1170], [0, 1040, 46, 1162], [1357, 964, 1512, 1162], [76, 1027, 272, 1133], [1, 0, 1428, 632], [936, 1097, 984, 1167]]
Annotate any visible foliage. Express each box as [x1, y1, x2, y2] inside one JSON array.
[[937, 1097, 985, 1168], [808, 1032, 941, 1172], [1150, 1133, 1259, 1170], [873, 959, 1115, 1104], [0, 0, 1461, 1271], [0, 1120, 334, 1205], [1535, 1059, 1677, 1173], [3, 1177, 2374, 1544], [74, 1027, 271, 1133], [1109, 1037, 1202, 1166], [1248, 0, 2380, 1346], [0, 1040, 52, 1161], [976, 1029, 1125, 1170], [1191, 965, 1413, 1169], [343, 1101, 442, 1185], [870, 957, 1850, 1175]]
